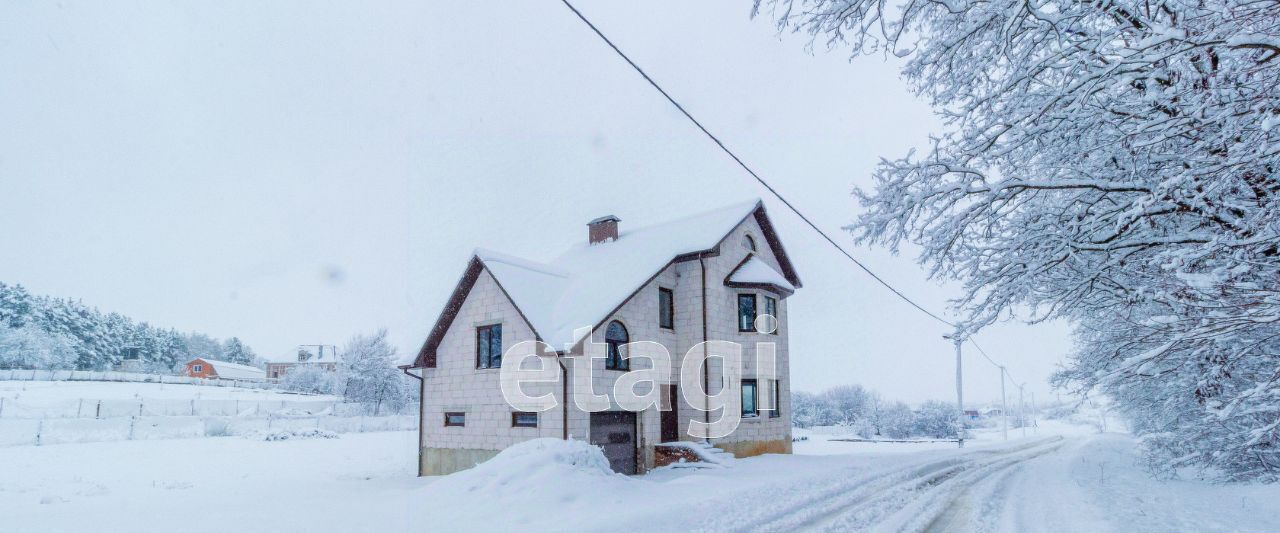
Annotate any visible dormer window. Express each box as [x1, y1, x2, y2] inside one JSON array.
[[743, 234, 757, 252]]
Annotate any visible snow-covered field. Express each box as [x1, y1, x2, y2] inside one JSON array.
[[3, 419, 1277, 532], [0, 380, 338, 403], [0, 381, 411, 447]]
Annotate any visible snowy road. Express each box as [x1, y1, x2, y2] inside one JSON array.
[[667, 427, 1280, 533], [4, 424, 1279, 532]]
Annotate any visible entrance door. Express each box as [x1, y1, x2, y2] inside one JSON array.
[[590, 411, 637, 475], [660, 385, 679, 443]]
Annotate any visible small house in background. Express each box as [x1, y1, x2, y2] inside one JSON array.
[[264, 345, 341, 379], [963, 409, 981, 421], [184, 357, 266, 381], [113, 347, 144, 373]]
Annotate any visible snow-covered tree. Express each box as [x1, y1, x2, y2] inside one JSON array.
[[0, 281, 256, 373], [281, 364, 342, 395], [822, 384, 875, 427], [758, 0, 1280, 480], [340, 329, 408, 414], [221, 337, 258, 366], [0, 323, 77, 370], [182, 332, 224, 360], [912, 401, 960, 439], [878, 401, 917, 439], [790, 390, 820, 428], [0, 283, 34, 328]]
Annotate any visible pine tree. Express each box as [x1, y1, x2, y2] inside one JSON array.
[[221, 337, 257, 366]]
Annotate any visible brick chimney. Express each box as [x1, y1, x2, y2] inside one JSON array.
[[587, 215, 620, 244]]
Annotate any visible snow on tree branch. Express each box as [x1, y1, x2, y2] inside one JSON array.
[[757, 0, 1280, 480]]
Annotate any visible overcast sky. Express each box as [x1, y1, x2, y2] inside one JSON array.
[[0, 1, 1074, 405]]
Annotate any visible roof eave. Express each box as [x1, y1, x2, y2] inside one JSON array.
[[414, 255, 551, 368], [724, 281, 795, 298]]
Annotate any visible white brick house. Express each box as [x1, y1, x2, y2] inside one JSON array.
[[404, 199, 802, 475]]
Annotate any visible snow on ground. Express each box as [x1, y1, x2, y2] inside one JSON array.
[[0, 432, 429, 533], [0, 380, 337, 402], [3, 421, 1278, 532]]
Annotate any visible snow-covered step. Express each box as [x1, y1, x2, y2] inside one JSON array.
[[655, 441, 736, 468]]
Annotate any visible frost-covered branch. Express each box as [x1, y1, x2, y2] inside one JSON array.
[[757, 0, 1280, 480]]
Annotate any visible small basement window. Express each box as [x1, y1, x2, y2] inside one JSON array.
[[738, 294, 757, 332], [512, 412, 538, 428], [658, 287, 674, 330], [444, 412, 465, 427], [742, 379, 758, 417]]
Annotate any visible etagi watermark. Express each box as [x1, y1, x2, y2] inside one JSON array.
[[499, 316, 779, 439]]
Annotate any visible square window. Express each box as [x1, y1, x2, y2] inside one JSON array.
[[444, 412, 466, 427], [476, 324, 502, 369], [512, 412, 538, 428], [193, 364, 202, 372], [738, 294, 757, 332], [658, 288, 675, 330], [742, 379, 758, 417]]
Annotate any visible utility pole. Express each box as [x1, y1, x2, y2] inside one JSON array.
[[1030, 391, 1039, 434], [944, 333, 964, 448], [1019, 383, 1027, 438], [999, 366, 1009, 441]]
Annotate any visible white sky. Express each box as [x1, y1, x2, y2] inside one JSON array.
[[0, 1, 1073, 405]]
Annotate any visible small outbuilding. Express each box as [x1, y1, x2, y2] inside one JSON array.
[[184, 358, 266, 381]]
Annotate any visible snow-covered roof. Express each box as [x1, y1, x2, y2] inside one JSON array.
[[417, 199, 801, 365], [265, 347, 342, 364], [194, 358, 266, 380], [484, 199, 763, 350], [725, 255, 796, 294]]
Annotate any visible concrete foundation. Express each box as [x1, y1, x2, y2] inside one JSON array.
[[713, 438, 792, 458], [420, 447, 500, 476]]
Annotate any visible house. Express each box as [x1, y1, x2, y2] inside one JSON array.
[[184, 358, 267, 381], [112, 347, 144, 373], [403, 199, 802, 475], [265, 345, 341, 379]]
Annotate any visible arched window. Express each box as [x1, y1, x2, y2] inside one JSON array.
[[743, 234, 757, 252], [605, 321, 629, 371]]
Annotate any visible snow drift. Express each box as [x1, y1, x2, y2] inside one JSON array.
[[421, 438, 637, 528]]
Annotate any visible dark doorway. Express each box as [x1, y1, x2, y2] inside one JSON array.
[[660, 384, 679, 443], [590, 411, 637, 475]]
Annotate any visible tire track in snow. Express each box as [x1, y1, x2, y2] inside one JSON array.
[[704, 442, 1056, 533], [918, 444, 1058, 533], [783, 437, 1065, 532]]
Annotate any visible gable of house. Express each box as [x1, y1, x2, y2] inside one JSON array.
[[412, 199, 800, 368]]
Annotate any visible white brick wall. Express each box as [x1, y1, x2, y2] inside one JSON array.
[[420, 213, 794, 467]]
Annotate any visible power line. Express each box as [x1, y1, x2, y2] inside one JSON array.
[[557, 0, 954, 328], [556, 0, 1030, 392]]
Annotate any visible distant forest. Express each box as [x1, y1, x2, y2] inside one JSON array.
[[0, 282, 257, 371]]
